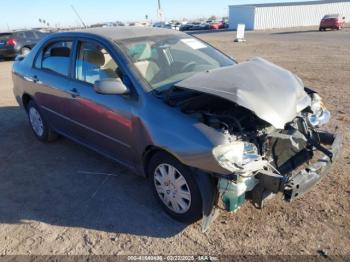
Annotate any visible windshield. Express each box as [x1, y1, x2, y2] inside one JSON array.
[[117, 35, 235, 91]]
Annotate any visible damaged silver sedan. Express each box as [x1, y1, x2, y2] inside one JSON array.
[[12, 27, 342, 230]]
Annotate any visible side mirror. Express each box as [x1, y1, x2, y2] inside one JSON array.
[[343, 17, 346, 20], [94, 78, 129, 95]]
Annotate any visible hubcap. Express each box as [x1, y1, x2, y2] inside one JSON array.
[[29, 107, 44, 137], [154, 164, 191, 214]]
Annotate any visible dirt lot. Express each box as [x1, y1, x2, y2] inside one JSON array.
[[0, 26, 349, 256]]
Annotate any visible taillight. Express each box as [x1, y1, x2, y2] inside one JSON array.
[[6, 38, 16, 46]]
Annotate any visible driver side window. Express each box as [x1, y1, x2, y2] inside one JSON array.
[[75, 41, 119, 85]]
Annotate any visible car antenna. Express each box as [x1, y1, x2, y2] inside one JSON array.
[[70, 5, 87, 28]]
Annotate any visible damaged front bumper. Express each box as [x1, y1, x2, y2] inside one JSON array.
[[201, 130, 342, 232], [284, 130, 342, 201], [218, 130, 342, 212]]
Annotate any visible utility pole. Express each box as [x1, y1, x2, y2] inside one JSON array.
[[71, 5, 87, 28], [157, 0, 164, 22]]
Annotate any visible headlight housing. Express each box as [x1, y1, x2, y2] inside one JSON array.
[[307, 93, 331, 127], [212, 142, 266, 175]]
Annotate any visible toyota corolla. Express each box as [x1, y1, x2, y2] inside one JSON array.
[[12, 27, 341, 231]]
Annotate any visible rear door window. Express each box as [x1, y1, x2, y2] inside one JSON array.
[[25, 31, 35, 39], [33, 31, 45, 39], [40, 41, 73, 76], [15, 32, 26, 40]]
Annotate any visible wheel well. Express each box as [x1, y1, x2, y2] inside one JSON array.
[[22, 94, 32, 111], [142, 146, 173, 177]]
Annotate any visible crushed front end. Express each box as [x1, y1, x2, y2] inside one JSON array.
[[159, 57, 343, 231], [215, 92, 342, 213]]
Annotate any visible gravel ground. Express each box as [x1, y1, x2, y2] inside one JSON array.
[[0, 26, 349, 256]]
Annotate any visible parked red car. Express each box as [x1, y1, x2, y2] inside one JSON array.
[[210, 22, 221, 30], [319, 14, 346, 31], [210, 22, 229, 30]]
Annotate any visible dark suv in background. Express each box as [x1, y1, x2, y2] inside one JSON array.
[[0, 30, 49, 60]]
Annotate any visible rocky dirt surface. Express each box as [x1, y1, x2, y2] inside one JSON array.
[[0, 26, 349, 256]]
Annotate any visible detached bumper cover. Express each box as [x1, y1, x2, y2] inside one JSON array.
[[284, 131, 342, 201]]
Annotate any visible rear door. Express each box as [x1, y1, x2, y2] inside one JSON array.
[[30, 39, 75, 133]]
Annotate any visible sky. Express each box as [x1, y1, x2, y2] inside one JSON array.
[[1, 0, 317, 31]]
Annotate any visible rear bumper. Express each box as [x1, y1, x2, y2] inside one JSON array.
[[0, 48, 18, 58], [320, 23, 342, 28], [284, 130, 342, 201]]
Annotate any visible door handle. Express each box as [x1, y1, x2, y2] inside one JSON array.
[[32, 75, 39, 83], [24, 75, 41, 84], [68, 88, 80, 98]]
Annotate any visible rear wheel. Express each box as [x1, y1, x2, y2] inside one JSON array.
[[148, 152, 202, 223], [27, 100, 58, 142]]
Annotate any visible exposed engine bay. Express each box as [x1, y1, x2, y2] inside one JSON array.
[[158, 86, 330, 173], [164, 88, 270, 135]]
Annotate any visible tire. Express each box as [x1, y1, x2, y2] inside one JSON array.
[[21, 47, 31, 56], [148, 152, 202, 223], [27, 100, 58, 142]]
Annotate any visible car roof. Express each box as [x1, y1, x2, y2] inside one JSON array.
[[0, 30, 39, 35], [323, 14, 341, 18], [72, 26, 185, 41]]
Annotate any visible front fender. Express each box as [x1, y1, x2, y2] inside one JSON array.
[[132, 94, 232, 176]]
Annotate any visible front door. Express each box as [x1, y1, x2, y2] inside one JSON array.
[[66, 40, 135, 167]]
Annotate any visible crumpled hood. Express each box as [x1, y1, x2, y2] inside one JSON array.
[[176, 57, 311, 129]]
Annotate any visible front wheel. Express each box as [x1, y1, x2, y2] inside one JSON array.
[[148, 152, 202, 223], [27, 100, 58, 142]]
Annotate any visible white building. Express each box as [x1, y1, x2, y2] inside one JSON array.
[[229, 0, 350, 30]]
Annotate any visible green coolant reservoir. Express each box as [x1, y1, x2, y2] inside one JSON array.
[[218, 176, 258, 212]]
